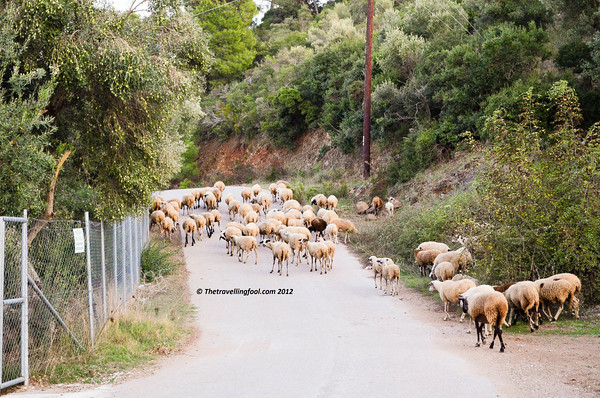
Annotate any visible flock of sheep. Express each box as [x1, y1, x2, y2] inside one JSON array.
[[149, 180, 358, 277], [371, 239, 582, 352], [149, 181, 582, 354]]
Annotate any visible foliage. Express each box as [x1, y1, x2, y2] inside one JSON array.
[[141, 237, 185, 282]]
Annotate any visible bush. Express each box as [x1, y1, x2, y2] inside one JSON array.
[[141, 238, 184, 282]]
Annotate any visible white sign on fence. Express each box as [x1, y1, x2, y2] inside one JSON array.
[[73, 228, 85, 253]]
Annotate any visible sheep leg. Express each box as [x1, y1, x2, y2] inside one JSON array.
[[552, 303, 564, 322], [506, 308, 514, 327], [270, 256, 276, 274], [185, 233, 189, 247], [191, 233, 195, 246], [474, 321, 482, 347], [285, 258, 289, 277], [443, 301, 449, 321], [254, 248, 258, 265]]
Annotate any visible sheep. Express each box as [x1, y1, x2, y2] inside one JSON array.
[[428, 279, 477, 321], [286, 218, 305, 227], [181, 194, 195, 215], [212, 181, 224, 192], [279, 226, 311, 241], [459, 285, 496, 335], [238, 203, 253, 222], [160, 217, 176, 240], [150, 210, 165, 231], [190, 214, 206, 241], [168, 198, 182, 211], [211, 187, 222, 204], [380, 259, 401, 296], [458, 291, 509, 352], [182, 218, 197, 247], [283, 199, 301, 212], [278, 188, 293, 203], [276, 179, 290, 188], [309, 218, 327, 240], [241, 188, 253, 203], [261, 239, 292, 276], [192, 189, 203, 209], [535, 277, 580, 322], [203, 191, 217, 211], [269, 183, 278, 201], [243, 222, 259, 238], [369, 256, 385, 289], [250, 202, 261, 216], [256, 192, 272, 214], [230, 235, 258, 264], [311, 194, 327, 208], [228, 200, 241, 221], [414, 248, 443, 277], [257, 220, 278, 241], [210, 209, 222, 230], [266, 209, 286, 224], [329, 218, 357, 243], [372, 196, 384, 215], [225, 193, 235, 206], [284, 208, 303, 220], [385, 197, 395, 216], [252, 184, 262, 197], [305, 240, 329, 273], [286, 233, 309, 265], [324, 223, 339, 244], [219, 226, 242, 255], [152, 196, 163, 211], [162, 204, 179, 227], [551, 272, 582, 314], [493, 282, 516, 293], [504, 281, 540, 332], [355, 201, 369, 214], [417, 241, 450, 253], [429, 247, 472, 279], [321, 210, 339, 224], [244, 211, 259, 225], [321, 239, 336, 271], [201, 212, 215, 238], [326, 195, 338, 210], [433, 261, 456, 281], [302, 210, 316, 228]]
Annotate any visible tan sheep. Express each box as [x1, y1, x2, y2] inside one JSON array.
[[417, 241, 450, 252], [433, 261, 455, 281], [329, 218, 357, 243], [210, 209, 222, 230], [535, 277, 580, 322], [241, 188, 252, 203], [162, 204, 179, 227], [168, 198, 182, 211], [278, 187, 293, 203], [244, 211, 259, 225], [243, 222, 259, 238], [203, 191, 217, 211], [326, 195, 338, 210], [504, 281, 540, 332], [225, 193, 235, 206], [322, 239, 335, 271], [219, 226, 242, 256], [302, 209, 316, 228], [150, 210, 165, 231], [287, 233, 309, 265], [380, 259, 401, 296], [181, 194, 195, 215], [459, 285, 496, 335], [428, 279, 477, 321], [371, 196, 384, 215], [230, 235, 258, 264], [256, 192, 272, 214], [182, 218, 197, 247], [257, 220, 277, 241], [369, 256, 385, 289], [214, 180, 226, 192], [311, 194, 327, 209], [458, 291, 508, 352], [261, 239, 292, 276], [252, 183, 262, 197], [228, 199, 241, 221], [322, 210, 339, 224], [269, 183, 278, 201], [190, 214, 206, 241], [283, 199, 301, 212], [551, 272, 582, 314], [324, 223, 339, 244], [306, 240, 329, 273], [201, 212, 215, 238], [413, 248, 443, 277], [152, 196, 163, 212], [160, 217, 176, 240], [286, 218, 305, 227], [430, 247, 472, 278], [238, 203, 253, 222]]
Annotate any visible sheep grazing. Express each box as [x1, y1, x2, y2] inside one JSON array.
[[252, 184, 262, 197], [355, 201, 369, 214], [459, 285, 496, 335], [428, 279, 477, 321], [261, 239, 292, 276], [150, 210, 165, 231], [459, 291, 509, 352], [311, 194, 327, 209], [181, 194, 195, 215], [162, 204, 179, 228], [231, 235, 258, 264], [241, 188, 253, 203], [220, 226, 242, 256], [385, 197, 395, 216], [371, 196, 384, 215], [306, 240, 329, 273], [329, 218, 357, 243], [160, 217, 176, 240], [433, 261, 456, 282], [152, 196, 163, 212], [324, 223, 339, 244], [504, 281, 540, 332], [429, 247, 472, 279], [380, 258, 401, 296], [326, 195, 338, 210], [309, 218, 327, 241], [535, 277, 580, 322], [182, 218, 197, 247], [414, 248, 443, 277]]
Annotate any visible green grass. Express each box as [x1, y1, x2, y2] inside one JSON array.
[[504, 315, 600, 336]]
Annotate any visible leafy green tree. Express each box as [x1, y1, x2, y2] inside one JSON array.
[[193, 0, 258, 85]]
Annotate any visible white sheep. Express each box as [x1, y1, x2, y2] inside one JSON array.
[[256, 192, 272, 214], [551, 272, 581, 315], [252, 183, 262, 197], [261, 239, 292, 276], [241, 188, 253, 203], [214, 180, 226, 192], [219, 226, 242, 256], [504, 281, 540, 332], [369, 256, 385, 289], [433, 261, 455, 281], [380, 259, 400, 296], [326, 195, 338, 210], [286, 233, 309, 265], [150, 210, 165, 231], [181, 194, 195, 215], [305, 240, 329, 273], [535, 277, 580, 322], [269, 183, 278, 200], [243, 222, 259, 238], [190, 214, 206, 241], [321, 239, 335, 271], [279, 226, 311, 242], [385, 197, 395, 216], [286, 218, 305, 227], [160, 217, 176, 240], [228, 199, 241, 221], [311, 194, 327, 208], [257, 220, 278, 241], [225, 193, 235, 206], [278, 187, 293, 203], [244, 211, 259, 225], [458, 291, 509, 352], [238, 203, 253, 222], [417, 241, 450, 252], [231, 235, 258, 264], [321, 210, 339, 224], [203, 191, 217, 211], [428, 279, 477, 321], [283, 199, 301, 212], [430, 247, 472, 279], [324, 223, 339, 244]]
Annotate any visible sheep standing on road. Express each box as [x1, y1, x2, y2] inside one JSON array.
[[231, 235, 258, 264], [459, 291, 509, 352], [261, 239, 292, 276], [504, 281, 540, 332], [379, 258, 400, 296], [429, 279, 477, 321], [182, 218, 197, 247]]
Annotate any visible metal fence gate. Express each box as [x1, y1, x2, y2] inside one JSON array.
[[0, 211, 29, 389]]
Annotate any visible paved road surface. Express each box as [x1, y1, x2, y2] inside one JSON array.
[[14, 186, 505, 397]]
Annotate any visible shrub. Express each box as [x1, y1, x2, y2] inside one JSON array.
[[141, 238, 184, 282]]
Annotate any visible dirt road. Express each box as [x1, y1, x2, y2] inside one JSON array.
[[14, 186, 598, 397]]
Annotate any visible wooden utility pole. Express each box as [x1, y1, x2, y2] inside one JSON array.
[[363, 0, 374, 179]]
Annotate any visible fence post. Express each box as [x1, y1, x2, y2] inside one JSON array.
[[113, 223, 118, 307], [134, 218, 140, 286], [84, 212, 95, 347], [121, 220, 127, 304], [128, 217, 134, 294], [0, 217, 5, 387], [100, 221, 107, 323], [20, 210, 29, 384]]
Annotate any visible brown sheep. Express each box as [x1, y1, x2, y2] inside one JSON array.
[[309, 218, 327, 240], [414, 248, 442, 277], [150, 210, 165, 231], [371, 196, 384, 215]]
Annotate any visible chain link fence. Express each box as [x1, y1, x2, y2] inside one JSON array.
[[1, 212, 149, 390]]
